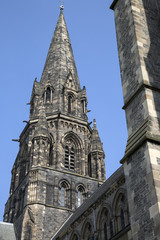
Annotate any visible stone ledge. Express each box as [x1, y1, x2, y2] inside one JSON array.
[[121, 132, 160, 164], [122, 81, 160, 110], [24, 202, 74, 212], [31, 166, 103, 183]]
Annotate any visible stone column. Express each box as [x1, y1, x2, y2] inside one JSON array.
[[111, 0, 160, 239]]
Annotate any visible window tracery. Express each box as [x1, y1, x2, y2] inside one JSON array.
[[62, 132, 83, 174]]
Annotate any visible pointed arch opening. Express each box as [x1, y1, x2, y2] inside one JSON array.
[[44, 86, 53, 104], [70, 231, 79, 240], [46, 87, 51, 102], [77, 185, 85, 207], [66, 92, 75, 114], [62, 132, 83, 173], [70, 233, 79, 240], [113, 190, 130, 233], [97, 206, 114, 240], [82, 220, 94, 240], [60, 185, 65, 207], [59, 180, 70, 208]]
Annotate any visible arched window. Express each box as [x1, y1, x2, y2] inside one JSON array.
[[46, 87, 51, 102], [82, 222, 93, 240], [114, 193, 129, 233], [77, 186, 85, 207], [68, 95, 72, 113], [102, 209, 114, 239], [88, 154, 92, 177], [60, 182, 67, 207], [44, 87, 53, 103], [60, 181, 70, 208], [65, 146, 75, 171]]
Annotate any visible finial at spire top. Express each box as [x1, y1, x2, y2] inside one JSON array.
[[60, 0, 64, 11]]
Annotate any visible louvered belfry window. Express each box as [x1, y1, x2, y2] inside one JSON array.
[[65, 146, 75, 170]]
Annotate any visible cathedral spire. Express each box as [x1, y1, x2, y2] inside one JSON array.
[[40, 8, 81, 91]]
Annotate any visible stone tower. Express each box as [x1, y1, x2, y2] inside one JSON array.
[[111, 0, 160, 239], [3, 8, 105, 240]]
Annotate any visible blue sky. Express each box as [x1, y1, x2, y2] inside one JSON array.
[[0, 0, 127, 221]]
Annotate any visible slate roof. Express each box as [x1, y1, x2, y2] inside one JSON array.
[[0, 222, 16, 240]]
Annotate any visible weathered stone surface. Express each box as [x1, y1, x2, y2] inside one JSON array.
[[52, 167, 130, 240], [3, 8, 105, 240], [111, 0, 160, 239]]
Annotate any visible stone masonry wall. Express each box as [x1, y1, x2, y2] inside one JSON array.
[[111, 0, 160, 239]]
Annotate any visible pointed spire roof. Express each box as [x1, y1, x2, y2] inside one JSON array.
[[40, 8, 81, 91], [91, 119, 104, 152]]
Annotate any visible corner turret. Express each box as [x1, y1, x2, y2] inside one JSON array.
[[88, 119, 106, 181]]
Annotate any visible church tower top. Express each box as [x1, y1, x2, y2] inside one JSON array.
[[40, 7, 81, 91], [4, 8, 106, 239]]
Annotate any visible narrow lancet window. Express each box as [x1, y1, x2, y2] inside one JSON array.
[[77, 186, 84, 207], [46, 87, 51, 102], [78, 189, 82, 207]]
